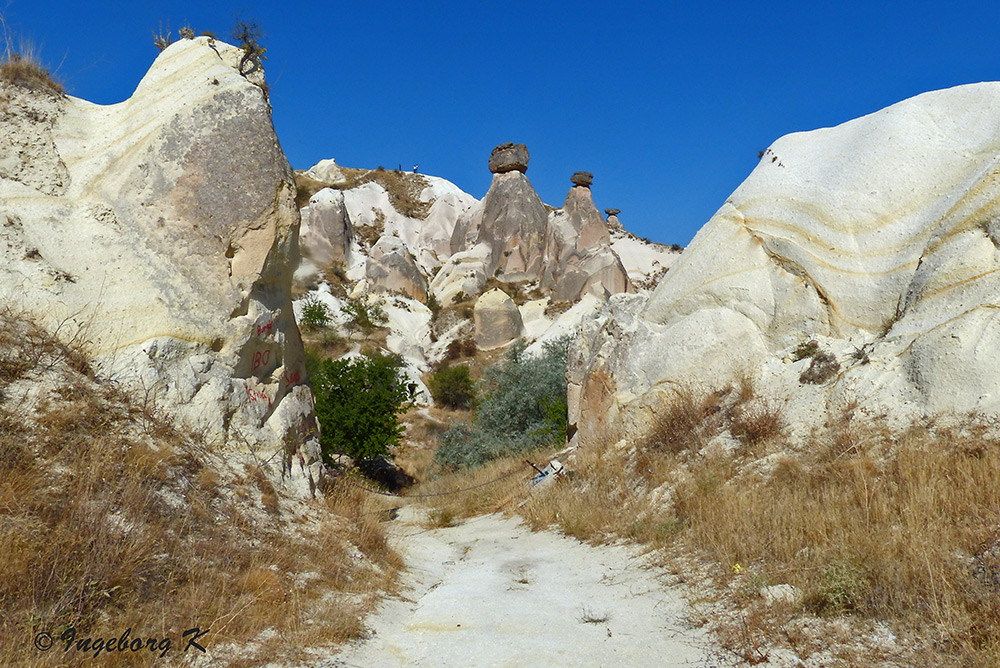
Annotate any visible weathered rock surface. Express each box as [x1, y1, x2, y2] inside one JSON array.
[[477, 171, 550, 281], [572, 82, 1000, 444], [488, 142, 530, 174], [305, 157, 347, 185], [474, 289, 524, 349], [543, 185, 630, 301], [0, 37, 320, 492], [571, 171, 594, 187], [366, 236, 428, 301], [299, 188, 353, 268]]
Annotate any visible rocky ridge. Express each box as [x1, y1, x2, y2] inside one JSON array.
[[0, 37, 321, 493], [570, 82, 1000, 445], [293, 146, 681, 395]]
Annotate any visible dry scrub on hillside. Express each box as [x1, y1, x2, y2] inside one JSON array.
[[0, 309, 400, 667], [294, 167, 432, 219], [416, 378, 1000, 667]]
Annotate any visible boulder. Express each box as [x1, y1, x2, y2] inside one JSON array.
[[604, 208, 621, 216], [0, 37, 321, 492], [488, 142, 530, 174], [366, 236, 428, 301], [474, 288, 524, 350], [573, 82, 1000, 446], [571, 171, 594, 187]]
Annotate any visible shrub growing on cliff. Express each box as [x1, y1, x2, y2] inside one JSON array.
[[429, 364, 474, 409], [435, 338, 570, 469], [341, 297, 387, 334], [300, 295, 331, 330], [311, 352, 415, 462]]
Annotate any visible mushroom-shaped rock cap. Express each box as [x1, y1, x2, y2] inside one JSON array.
[[489, 142, 530, 173], [571, 171, 594, 187], [604, 208, 620, 216]]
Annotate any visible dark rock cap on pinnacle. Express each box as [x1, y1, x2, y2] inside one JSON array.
[[489, 142, 530, 174], [604, 208, 621, 216], [571, 171, 594, 187]]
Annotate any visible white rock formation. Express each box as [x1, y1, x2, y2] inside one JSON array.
[[572, 82, 1000, 444], [298, 187, 353, 271], [305, 158, 347, 185], [0, 37, 321, 493]]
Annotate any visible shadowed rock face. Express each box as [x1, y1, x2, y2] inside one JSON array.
[[300, 188, 353, 268], [0, 37, 321, 494], [367, 236, 428, 301], [476, 171, 550, 281], [543, 185, 629, 301], [572, 82, 1000, 446]]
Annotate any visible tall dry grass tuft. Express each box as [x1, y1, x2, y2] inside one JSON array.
[[516, 382, 1000, 667], [0, 309, 401, 666], [419, 378, 1000, 666]]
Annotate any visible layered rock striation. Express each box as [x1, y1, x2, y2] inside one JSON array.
[[571, 82, 1000, 443]]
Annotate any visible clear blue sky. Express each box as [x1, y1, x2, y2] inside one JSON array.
[[6, 1, 1000, 245]]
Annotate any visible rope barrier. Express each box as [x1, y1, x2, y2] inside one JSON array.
[[328, 461, 536, 499]]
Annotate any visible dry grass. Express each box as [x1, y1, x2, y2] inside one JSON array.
[[0, 50, 63, 96], [411, 378, 1000, 666], [294, 167, 432, 219], [0, 309, 401, 666]]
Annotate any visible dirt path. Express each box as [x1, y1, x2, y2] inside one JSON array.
[[330, 507, 719, 667]]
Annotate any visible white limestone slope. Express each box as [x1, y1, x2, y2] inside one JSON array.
[[572, 82, 1000, 442], [0, 38, 321, 492]]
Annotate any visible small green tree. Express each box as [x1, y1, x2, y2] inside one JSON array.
[[299, 295, 331, 330], [429, 364, 475, 409], [310, 352, 415, 462], [341, 297, 387, 334]]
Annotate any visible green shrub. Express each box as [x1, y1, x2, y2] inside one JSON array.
[[310, 352, 415, 463], [426, 292, 441, 316], [299, 295, 331, 330], [341, 297, 387, 334], [435, 337, 570, 469], [429, 364, 475, 409]]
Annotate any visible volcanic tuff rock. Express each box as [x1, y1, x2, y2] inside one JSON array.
[[476, 171, 551, 281], [474, 289, 525, 350], [299, 188, 353, 268], [571, 82, 1000, 444], [488, 142, 530, 174], [543, 185, 630, 301], [571, 171, 594, 187], [366, 236, 428, 301], [0, 37, 321, 492], [294, 144, 680, 383]]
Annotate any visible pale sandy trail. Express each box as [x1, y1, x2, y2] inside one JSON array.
[[330, 507, 719, 668]]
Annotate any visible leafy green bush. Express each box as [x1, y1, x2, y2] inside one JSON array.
[[435, 338, 570, 469], [310, 352, 415, 462], [429, 364, 475, 409], [300, 295, 331, 330], [341, 297, 387, 334]]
